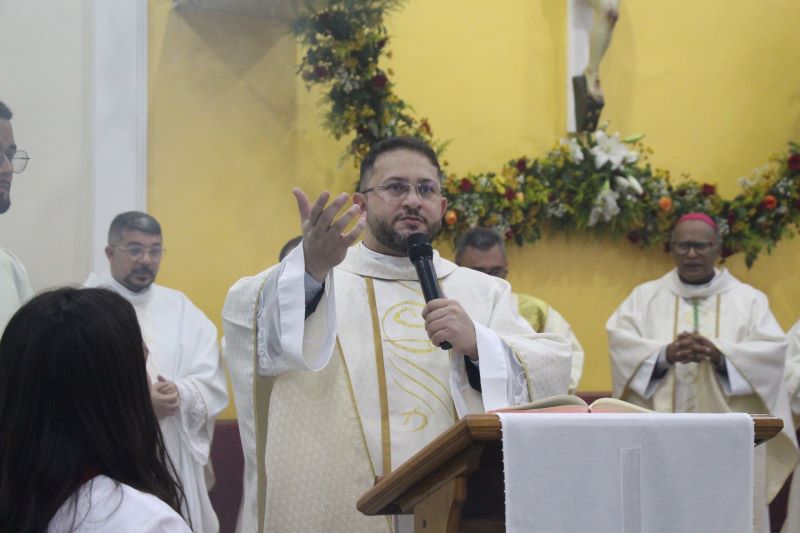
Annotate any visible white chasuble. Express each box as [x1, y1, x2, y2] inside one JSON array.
[[782, 320, 800, 533], [86, 272, 229, 533], [0, 247, 33, 334], [222, 243, 572, 533], [607, 268, 798, 508]]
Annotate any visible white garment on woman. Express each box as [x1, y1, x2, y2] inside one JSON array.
[[48, 475, 191, 532]]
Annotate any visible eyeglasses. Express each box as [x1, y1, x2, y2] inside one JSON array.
[[671, 241, 717, 255], [114, 245, 165, 260], [361, 179, 441, 202], [468, 266, 508, 278], [1, 149, 30, 174]]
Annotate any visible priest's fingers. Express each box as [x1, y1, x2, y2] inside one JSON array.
[[340, 215, 366, 245], [421, 298, 449, 320], [315, 192, 349, 230], [330, 203, 364, 235], [292, 188, 315, 223], [423, 300, 477, 357], [303, 190, 334, 228]]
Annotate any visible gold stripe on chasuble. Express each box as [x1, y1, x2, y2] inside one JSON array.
[[365, 277, 392, 474], [672, 295, 680, 340], [253, 277, 271, 533]]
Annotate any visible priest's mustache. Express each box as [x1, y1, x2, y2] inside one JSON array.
[[394, 208, 427, 225]]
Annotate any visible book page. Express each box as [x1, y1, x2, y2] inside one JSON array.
[[588, 397, 654, 414], [491, 394, 589, 413]]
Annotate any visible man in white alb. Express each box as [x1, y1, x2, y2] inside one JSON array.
[[222, 136, 572, 533], [86, 211, 229, 532], [781, 319, 800, 533], [0, 99, 33, 333], [607, 212, 798, 532], [455, 227, 584, 393]]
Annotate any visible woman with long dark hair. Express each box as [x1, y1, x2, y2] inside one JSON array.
[[0, 287, 191, 532]]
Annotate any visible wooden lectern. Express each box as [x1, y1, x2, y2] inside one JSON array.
[[357, 413, 782, 533]]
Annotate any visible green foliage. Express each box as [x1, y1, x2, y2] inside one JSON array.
[[293, 0, 800, 266]]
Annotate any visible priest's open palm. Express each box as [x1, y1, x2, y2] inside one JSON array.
[[293, 188, 365, 282], [422, 298, 478, 360]]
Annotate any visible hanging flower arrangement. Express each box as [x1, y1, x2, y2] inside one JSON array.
[[292, 0, 800, 267]]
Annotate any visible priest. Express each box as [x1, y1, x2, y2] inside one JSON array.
[[0, 100, 33, 333], [222, 136, 572, 533], [86, 211, 229, 533], [607, 212, 798, 532]]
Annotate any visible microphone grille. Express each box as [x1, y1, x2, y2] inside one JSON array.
[[407, 232, 433, 261]]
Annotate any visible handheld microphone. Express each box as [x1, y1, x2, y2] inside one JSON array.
[[407, 232, 452, 350]]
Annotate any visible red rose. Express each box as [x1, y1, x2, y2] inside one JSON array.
[[762, 194, 778, 210], [515, 158, 527, 172], [505, 187, 516, 200], [701, 183, 716, 196], [459, 178, 473, 193], [788, 153, 800, 172], [721, 246, 734, 258], [504, 229, 514, 240], [371, 74, 388, 89]]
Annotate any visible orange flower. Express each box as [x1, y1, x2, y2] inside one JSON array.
[[762, 194, 778, 210], [658, 196, 673, 212], [444, 209, 458, 225]]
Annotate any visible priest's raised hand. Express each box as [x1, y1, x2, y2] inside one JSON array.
[[293, 187, 366, 283]]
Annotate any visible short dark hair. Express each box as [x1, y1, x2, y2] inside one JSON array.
[[0, 101, 11, 121], [108, 211, 162, 244], [358, 136, 442, 191], [0, 288, 187, 530], [455, 227, 505, 264], [279, 236, 302, 262]]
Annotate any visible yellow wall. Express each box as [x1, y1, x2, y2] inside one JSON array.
[[149, 0, 800, 419]]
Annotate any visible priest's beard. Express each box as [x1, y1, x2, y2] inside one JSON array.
[[0, 195, 9, 214], [368, 208, 442, 255]]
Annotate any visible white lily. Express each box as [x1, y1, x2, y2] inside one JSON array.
[[591, 130, 639, 170], [560, 137, 584, 163], [614, 175, 644, 195], [588, 183, 621, 226]]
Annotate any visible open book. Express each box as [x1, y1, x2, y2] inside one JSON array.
[[492, 394, 654, 414]]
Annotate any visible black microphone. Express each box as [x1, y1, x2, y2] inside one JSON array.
[[407, 233, 452, 350]]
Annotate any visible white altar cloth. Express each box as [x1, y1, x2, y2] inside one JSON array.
[[498, 412, 753, 533]]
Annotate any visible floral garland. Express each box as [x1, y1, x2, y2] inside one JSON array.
[[292, 0, 800, 266]]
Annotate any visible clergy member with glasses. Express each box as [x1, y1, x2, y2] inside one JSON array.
[[606, 212, 798, 532], [85, 211, 229, 533], [223, 136, 572, 533], [0, 99, 33, 334]]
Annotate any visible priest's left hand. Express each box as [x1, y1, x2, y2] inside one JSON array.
[[422, 299, 478, 359]]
